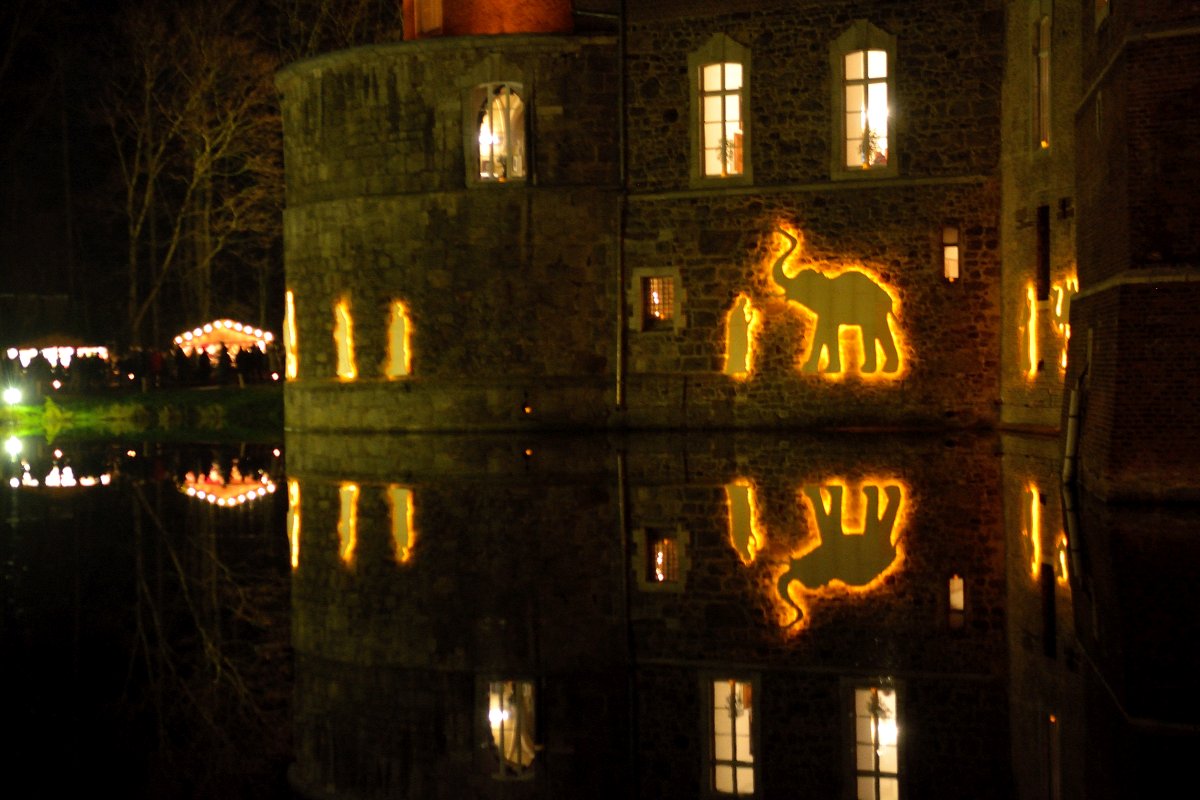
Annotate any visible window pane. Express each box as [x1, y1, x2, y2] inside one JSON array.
[[724, 62, 743, 90], [858, 777, 878, 800], [867, 82, 888, 137], [705, 149, 725, 176], [867, 49, 888, 78], [704, 96, 724, 124], [724, 94, 741, 124], [845, 50, 864, 80], [857, 744, 876, 771], [715, 765, 734, 793], [703, 63, 723, 92], [736, 767, 755, 794], [879, 744, 898, 773], [880, 777, 900, 800], [847, 138, 864, 167]]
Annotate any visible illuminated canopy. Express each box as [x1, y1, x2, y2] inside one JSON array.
[[173, 319, 275, 353]]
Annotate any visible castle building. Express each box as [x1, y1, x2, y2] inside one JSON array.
[[276, 1, 1200, 501]]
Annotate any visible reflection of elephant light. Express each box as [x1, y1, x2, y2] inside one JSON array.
[[790, 484, 902, 589], [770, 228, 899, 374]]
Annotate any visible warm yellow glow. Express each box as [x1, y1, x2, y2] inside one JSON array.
[[1055, 534, 1069, 585], [387, 484, 415, 563], [386, 300, 411, 378], [1023, 484, 1042, 579], [334, 299, 357, 380], [1025, 285, 1039, 378], [1052, 277, 1078, 371], [338, 483, 359, 564], [171, 319, 273, 355], [6, 345, 109, 369], [775, 478, 909, 629], [724, 294, 760, 378], [726, 481, 763, 564], [284, 290, 298, 380], [768, 224, 905, 380], [287, 479, 300, 570]]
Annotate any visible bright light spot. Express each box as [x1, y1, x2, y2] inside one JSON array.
[[488, 708, 509, 725], [51, 380, 61, 390], [2, 387, 21, 405], [203, 323, 213, 333], [4, 437, 22, 457], [8, 478, 17, 488], [53, 449, 62, 458], [273, 448, 281, 457], [127, 373, 135, 380], [126, 449, 136, 458]]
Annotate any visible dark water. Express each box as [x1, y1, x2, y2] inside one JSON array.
[[2, 432, 1197, 799]]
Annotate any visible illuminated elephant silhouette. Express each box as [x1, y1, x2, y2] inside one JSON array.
[[776, 483, 903, 625], [770, 228, 900, 374]]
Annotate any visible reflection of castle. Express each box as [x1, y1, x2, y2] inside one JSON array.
[[277, 2, 1200, 499], [285, 432, 1009, 799]]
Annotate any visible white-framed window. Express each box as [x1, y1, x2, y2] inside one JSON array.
[[629, 266, 685, 333], [709, 677, 756, 796], [487, 679, 537, 779], [689, 34, 752, 186], [853, 682, 900, 800], [831, 21, 897, 180], [475, 83, 527, 183]]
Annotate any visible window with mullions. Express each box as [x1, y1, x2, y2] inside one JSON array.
[[689, 34, 752, 186], [831, 21, 897, 180], [854, 684, 900, 800], [476, 83, 526, 183], [488, 680, 537, 779], [643, 276, 675, 329], [710, 678, 755, 795]]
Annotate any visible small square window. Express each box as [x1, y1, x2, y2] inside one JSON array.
[[648, 532, 679, 584], [643, 276, 675, 329], [948, 574, 965, 629], [473, 83, 526, 184], [942, 226, 960, 282], [632, 526, 689, 591]]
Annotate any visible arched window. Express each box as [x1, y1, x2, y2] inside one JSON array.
[[476, 83, 526, 182], [831, 21, 897, 179], [689, 34, 752, 186]]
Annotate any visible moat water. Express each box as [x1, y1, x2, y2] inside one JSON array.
[[1, 433, 1196, 799]]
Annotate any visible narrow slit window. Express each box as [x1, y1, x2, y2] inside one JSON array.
[[287, 479, 300, 570], [478, 84, 526, 182], [712, 678, 755, 795], [488, 680, 537, 778], [1035, 16, 1051, 149], [387, 484, 415, 563], [334, 299, 357, 380], [949, 574, 965, 629], [855, 685, 900, 800], [1036, 205, 1051, 301], [338, 483, 359, 564], [942, 226, 960, 282], [386, 300, 411, 378], [284, 290, 298, 380]]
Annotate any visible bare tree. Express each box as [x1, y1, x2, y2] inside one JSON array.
[[101, 0, 282, 346]]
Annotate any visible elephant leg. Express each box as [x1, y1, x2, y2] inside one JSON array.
[[859, 324, 878, 372], [877, 317, 899, 372], [807, 325, 840, 373]]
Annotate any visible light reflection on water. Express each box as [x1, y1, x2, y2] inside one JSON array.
[[2, 433, 1197, 798]]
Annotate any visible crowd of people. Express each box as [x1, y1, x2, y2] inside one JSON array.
[[2, 343, 283, 397]]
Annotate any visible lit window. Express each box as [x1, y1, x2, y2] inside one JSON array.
[[711, 678, 755, 795], [477, 83, 526, 183], [387, 484, 415, 563], [386, 300, 411, 378], [648, 532, 679, 584], [689, 34, 751, 186], [942, 226, 960, 282], [633, 526, 689, 591], [338, 483, 359, 564], [948, 574, 965, 629], [284, 290, 298, 380], [414, 0, 442, 36], [1035, 16, 1051, 149], [643, 276, 675, 329], [488, 680, 537, 778], [832, 21, 896, 179], [855, 684, 900, 800], [287, 479, 300, 570], [333, 299, 356, 380], [700, 63, 744, 177]]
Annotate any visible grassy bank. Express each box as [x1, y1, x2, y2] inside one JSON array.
[[1, 384, 283, 442]]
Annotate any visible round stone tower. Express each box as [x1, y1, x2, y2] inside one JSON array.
[[276, 7, 619, 433]]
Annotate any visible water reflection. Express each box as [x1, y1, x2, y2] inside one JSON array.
[[3, 434, 1197, 797]]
